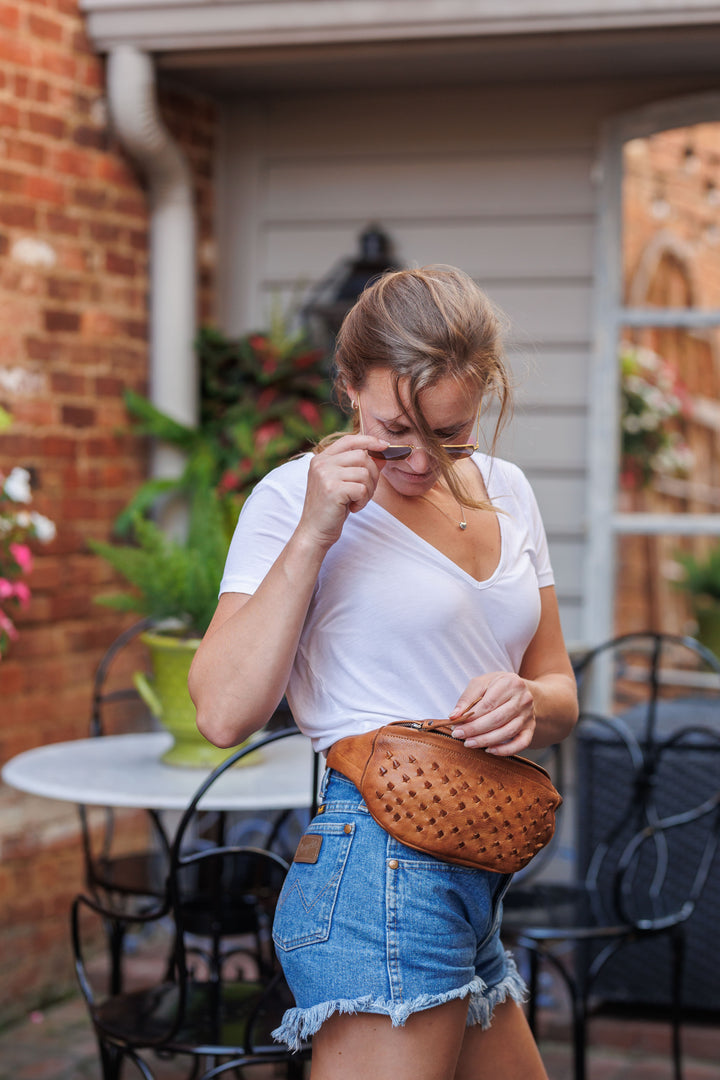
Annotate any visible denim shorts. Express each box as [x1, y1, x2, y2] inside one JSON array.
[[271, 769, 526, 1051]]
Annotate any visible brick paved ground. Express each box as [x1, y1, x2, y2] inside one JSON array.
[[1, 988, 718, 1080]]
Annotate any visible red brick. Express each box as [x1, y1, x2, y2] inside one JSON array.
[[38, 47, 77, 82], [46, 277, 88, 303], [45, 210, 81, 236], [28, 111, 66, 139], [80, 309, 119, 338], [0, 203, 37, 229], [72, 124, 105, 151], [105, 252, 136, 276], [94, 375, 124, 396], [12, 72, 29, 97], [5, 138, 46, 168], [73, 185, 107, 210], [0, 36, 33, 66], [40, 435, 76, 458], [0, 3, 19, 30], [124, 318, 148, 340], [24, 173, 66, 204], [6, 399, 57, 426], [29, 78, 51, 104], [0, 168, 23, 194], [0, 102, 21, 128], [61, 404, 96, 428], [28, 12, 64, 42], [112, 195, 147, 218], [44, 309, 80, 333], [89, 221, 121, 243], [25, 336, 60, 361], [79, 56, 104, 91], [52, 146, 93, 179], [50, 591, 92, 620]]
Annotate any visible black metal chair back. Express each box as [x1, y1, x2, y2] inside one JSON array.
[[503, 631, 720, 1080], [78, 618, 171, 994], [72, 727, 313, 1080]]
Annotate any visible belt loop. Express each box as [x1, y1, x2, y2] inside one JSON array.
[[318, 766, 332, 800]]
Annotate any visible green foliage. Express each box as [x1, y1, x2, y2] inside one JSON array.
[[92, 316, 345, 635], [89, 483, 232, 638], [675, 545, 720, 603], [117, 318, 345, 532]]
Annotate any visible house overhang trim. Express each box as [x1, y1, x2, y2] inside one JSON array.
[[79, 0, 720, 54]]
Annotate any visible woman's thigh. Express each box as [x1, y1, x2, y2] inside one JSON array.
[[310, 997, 469, 1080], [310, 998, 548, 1080], [455, 999, 548, 1080]]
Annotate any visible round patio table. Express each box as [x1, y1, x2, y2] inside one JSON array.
[[1, 731, 317, 812]]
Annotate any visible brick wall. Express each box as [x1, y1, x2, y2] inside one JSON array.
[[616, 124, 720, 637], [0, 0, 217, 1022]]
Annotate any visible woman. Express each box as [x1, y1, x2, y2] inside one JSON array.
[[189, 265, 578, 1080]]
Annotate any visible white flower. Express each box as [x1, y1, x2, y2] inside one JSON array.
[[31, 512, 56, 543], [4, 467, 32, 504]]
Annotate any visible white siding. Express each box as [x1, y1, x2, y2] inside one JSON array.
[[217, 81, 678, 639]]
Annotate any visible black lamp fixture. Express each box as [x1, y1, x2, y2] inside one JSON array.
[[303, 224, 400, 348]]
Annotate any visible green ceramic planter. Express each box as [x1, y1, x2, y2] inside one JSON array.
[[693, 600, 720, 660], [135, 631, 260, 768]]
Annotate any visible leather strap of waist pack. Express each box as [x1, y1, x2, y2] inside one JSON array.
[[326, 730, 378, 789]]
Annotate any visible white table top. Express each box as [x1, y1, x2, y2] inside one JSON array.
[[1, 732, 318, 812]]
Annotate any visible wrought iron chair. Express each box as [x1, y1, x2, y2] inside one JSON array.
[[502, 632, 720, 1080], [72, 727, 312, 1080], [78, 618, 172, 993]]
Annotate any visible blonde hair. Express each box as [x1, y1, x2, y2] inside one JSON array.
[[328, 265, 512, 509]]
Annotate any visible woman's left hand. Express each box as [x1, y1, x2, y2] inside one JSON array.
[[448, 672, 536, 756]]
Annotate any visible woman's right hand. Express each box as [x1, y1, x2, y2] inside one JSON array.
[[297, 434, 388, 548]]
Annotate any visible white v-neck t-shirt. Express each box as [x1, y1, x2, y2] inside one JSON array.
[[220, 452, 554, 752]]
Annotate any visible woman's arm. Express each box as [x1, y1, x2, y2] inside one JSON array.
[[448, 585, 578, 755], [189, 433, 387, 748]]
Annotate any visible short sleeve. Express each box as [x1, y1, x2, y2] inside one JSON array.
[[219, 457, 309, 596], [515, 469, 554, 588]]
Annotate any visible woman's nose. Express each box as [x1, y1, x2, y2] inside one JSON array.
[[406, 446, 432, 472]]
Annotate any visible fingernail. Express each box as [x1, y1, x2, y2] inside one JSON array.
[[452, 728, 464, 739]]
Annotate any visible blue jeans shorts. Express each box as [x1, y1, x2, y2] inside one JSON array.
[[271, 769, 526, 1051]]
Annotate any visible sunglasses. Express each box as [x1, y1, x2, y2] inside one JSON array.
[[356, 396, 481, 462]]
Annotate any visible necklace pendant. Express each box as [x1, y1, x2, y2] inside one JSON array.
[[459, 521, 468, 530]]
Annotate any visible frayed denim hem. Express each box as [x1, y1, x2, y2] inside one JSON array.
[[466, 951, 527, 1030], [272, 953, 527, 1052]]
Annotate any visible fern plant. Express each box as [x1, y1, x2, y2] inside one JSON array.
[[89, 483, 232, 638], [675, 544, 720, 603]]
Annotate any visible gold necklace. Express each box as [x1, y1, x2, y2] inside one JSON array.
[[417, 492, 468, 530]]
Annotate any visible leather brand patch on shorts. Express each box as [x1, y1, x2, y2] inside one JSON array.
[[294, 834, 323, 864]]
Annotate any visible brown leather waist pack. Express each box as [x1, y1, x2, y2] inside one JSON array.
[[326, 719, 562, 873]]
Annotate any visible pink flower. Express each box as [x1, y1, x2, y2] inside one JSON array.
[[0, 578, 14, 600], [298, 400, 322, 427], [0, 609, 18, 641], [254, 420, 283, 450], [9, 542, 33, 573], [217, 469, 240, 495], [13, 580, 31, 607]]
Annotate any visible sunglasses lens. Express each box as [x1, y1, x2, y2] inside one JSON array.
[[369, 446, 413, 461], [444, 446, 474, 459]]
